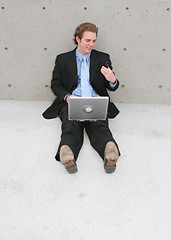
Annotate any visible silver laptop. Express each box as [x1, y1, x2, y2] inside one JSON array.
[[68, 96, 109, 121]]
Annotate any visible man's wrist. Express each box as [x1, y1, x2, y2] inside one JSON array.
[[66, 94, 71, 103], [110, 77, 116, 85], [109, 79, 118, 88], [64, 93, 71, 102]]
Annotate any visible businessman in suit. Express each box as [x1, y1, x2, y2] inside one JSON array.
[[43, 22, 120, 174]]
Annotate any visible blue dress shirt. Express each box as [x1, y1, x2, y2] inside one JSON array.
[[72, 48, 99, 97]]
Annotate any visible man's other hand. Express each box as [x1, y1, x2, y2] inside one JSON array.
[[66, 95, 77, 103], [101, 66, 116, 84]]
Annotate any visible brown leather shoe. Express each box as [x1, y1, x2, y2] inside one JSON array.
[[60, 145, 78, 174], [104, 142, 119, 173]]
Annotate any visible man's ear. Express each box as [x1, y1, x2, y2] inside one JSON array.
[[76, 36, 81, 43]]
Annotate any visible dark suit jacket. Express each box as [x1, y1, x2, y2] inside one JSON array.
[[43, 48, 120, 119]]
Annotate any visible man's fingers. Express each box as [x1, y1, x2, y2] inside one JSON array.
[[101, 66, 116, 83], [101, 66, 112, 75]]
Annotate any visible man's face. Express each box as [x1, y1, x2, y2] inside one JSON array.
[[76, 31, 97, 55]]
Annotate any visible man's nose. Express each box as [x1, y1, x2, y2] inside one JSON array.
[[90, 41, 94, 46]]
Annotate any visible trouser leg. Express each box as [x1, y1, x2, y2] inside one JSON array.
[[55, 104, 84, 161], [85, 120, 120, 160]]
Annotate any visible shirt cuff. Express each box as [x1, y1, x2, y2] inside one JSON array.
[[109, 79, 118, 88], [64, 93, 70, 101]]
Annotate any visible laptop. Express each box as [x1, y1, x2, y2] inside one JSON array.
[[68, 96, 109, 121]]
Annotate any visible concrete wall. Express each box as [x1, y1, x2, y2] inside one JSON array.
[[0, 0, 171, 104]]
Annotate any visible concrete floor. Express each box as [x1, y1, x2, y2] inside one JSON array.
[[0, 100, 171, 240]]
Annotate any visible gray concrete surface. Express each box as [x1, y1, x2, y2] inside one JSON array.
[[0, 100, 171, 239], [1, 0, 171, 104]]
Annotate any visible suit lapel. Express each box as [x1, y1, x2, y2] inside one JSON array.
[[68, 48, 78, 84], [90, 50, 99, 83], [67, 49, 99, 85]]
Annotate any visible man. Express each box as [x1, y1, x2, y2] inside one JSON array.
[[43, 22, 120, 174]]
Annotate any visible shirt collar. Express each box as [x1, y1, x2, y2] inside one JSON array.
[[76, 48, 91, 62]]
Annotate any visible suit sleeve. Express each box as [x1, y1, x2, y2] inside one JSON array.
[[51, 55, 70, 102], [104, 54, 120, 91]]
